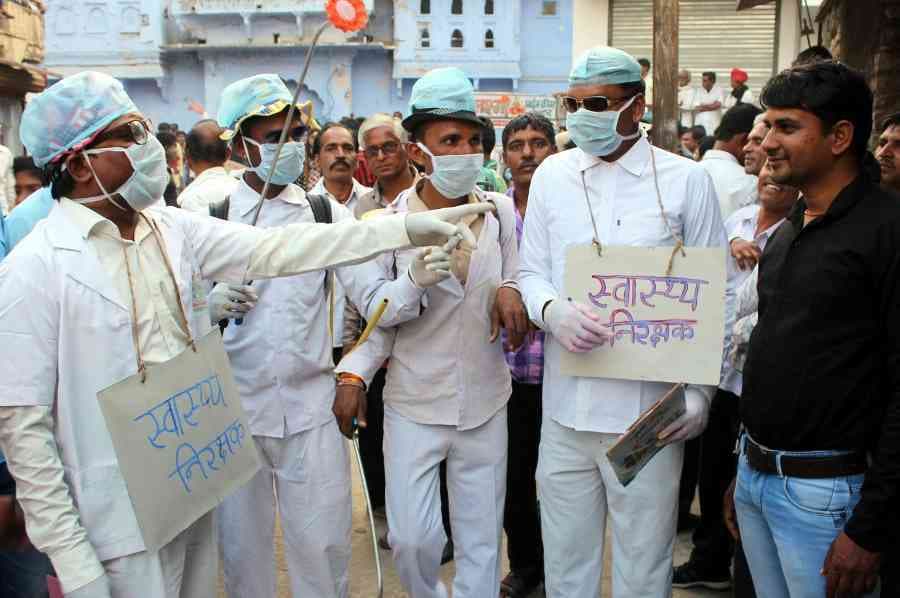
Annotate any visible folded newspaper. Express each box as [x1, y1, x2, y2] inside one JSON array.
[[606, 384, 686, 487]]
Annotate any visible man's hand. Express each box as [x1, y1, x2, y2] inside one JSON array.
[[408, 245, 452, 289], [544, 299, 613, 353], [822, 532, 881, 598], [490, 287, 529, 351], [730, 239, 762, 271], [723, 477, 740, 541], [333, 383, 367, 439], [208, 283, 258, 324], [658, 387, 710, 444], [405, 203, 495, 247]]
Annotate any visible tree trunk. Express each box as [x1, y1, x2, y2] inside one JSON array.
[[650, 0, 679, 153]]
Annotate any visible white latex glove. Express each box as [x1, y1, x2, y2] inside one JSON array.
[[208, 283, 258, 324], [405, 203, 495, 247], [408, 244, 452, 288], [64, 574, 112, 598], [658, 387, 711, 444], [544, 299, 612, 352]]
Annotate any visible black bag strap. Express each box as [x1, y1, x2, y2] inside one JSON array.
[[208, 196, 231, 333], [306, 192, 336, 342], [306, 192, 333, 224], [208, 195, 231, 221]]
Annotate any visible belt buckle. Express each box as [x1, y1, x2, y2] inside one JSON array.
[[751, 437, 785, 477]]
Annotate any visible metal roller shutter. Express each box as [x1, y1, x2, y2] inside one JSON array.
[[610, 0, 778, 101]]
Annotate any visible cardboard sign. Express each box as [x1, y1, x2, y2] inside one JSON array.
[[561, 244, 727, 385], [98, 331, 260, 552]]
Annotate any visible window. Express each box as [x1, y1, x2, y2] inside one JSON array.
[[484, 0, 494, 15], [420, 0, 430, 14], [451, 28, 464, 48], [484, 29, 494, 48], [451, 0, 463, 15], [419, 26, 430, 48], [541, 1, 557, 15]]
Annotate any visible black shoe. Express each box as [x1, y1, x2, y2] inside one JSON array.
[[672, 560, 732, 590], [440, 539, 454, 565], [677, 513, 701, 533], [500, 568, 543, 597], [378, 531, 391, 551]]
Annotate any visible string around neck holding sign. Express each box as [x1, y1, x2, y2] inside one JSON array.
[[579, 137, 686, 275], [121, 213, 199, 384]]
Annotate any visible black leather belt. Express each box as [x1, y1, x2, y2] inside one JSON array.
[[744, 436, 867, 479]]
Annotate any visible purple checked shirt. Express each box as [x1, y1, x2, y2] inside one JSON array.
[[503, 187, 545, 385]]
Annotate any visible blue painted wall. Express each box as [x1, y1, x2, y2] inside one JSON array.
[[43, 0, 572, 129]]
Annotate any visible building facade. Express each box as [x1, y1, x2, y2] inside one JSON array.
[[43, 0, 573, 130], [1, 0, 48, 156]]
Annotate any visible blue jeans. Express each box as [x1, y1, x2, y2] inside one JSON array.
[[0, 546, 54, 598], [734, 436, 870, 598]]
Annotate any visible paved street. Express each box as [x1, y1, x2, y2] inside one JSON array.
[[219, 455, 730, 598]]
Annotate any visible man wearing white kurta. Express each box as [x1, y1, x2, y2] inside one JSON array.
[[335, 67, 530, 598], [519, 47, 729, 597], [177, 119, 239, 213], [0, 71, 494, 598], [694, 72, 726, 136], [211, 75, 365, 598]]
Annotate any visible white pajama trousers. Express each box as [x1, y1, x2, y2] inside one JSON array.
[[384, 405, 508, 598], [538, 418, 684, 598], [103, 510, 217, 598], [217, 421, 352, 598]]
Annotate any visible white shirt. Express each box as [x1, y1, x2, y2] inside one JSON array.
[[178, 166, 239, 213], [0, 201, 413, 593], [0, 145, 13, 215], [221, 179, 356, 438], [340, 186, 519, 431], [723, 87, 755, 110], [700, 149, 758, 222], [678, 85, 698, 127], [519, 139, 731, 434], [719, 204, 784, 396], [310, 177, 373, 347], [694, 85, 726, 135]]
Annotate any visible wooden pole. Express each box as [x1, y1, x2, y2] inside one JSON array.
[[650, 0, 679, 153]]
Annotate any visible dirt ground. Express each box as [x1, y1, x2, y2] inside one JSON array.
[[217, 459, 730, 598]]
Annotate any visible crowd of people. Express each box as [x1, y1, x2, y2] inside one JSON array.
[[0, 41, 897, 598]]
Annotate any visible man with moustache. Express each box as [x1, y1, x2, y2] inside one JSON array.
[[728, 115, 771, 271], [310, 122, 373, 361], [876, 112, 900, 194], [733, 61, 899, 598], [497, 112, 556, 598], [310, 122, 372, 211]]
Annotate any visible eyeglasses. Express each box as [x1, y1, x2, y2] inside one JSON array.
[[93, 119, 151, 146], [560, 95, 634, 114], [363, 141, 401, 159]]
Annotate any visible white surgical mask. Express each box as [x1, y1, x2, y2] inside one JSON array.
[[416, 142, 482, 199], [73, 135, 168, 211], [566, 94, 641, 157], [242, 137, 305, 186]]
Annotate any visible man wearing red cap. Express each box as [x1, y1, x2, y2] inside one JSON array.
[[724, 68, 755, 110]]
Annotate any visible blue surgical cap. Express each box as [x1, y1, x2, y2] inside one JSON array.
[[21, 71, 139, 168], [569, 46, 643, 87], [408, 67, 476, 115], [402, 67, 480, 132], [217, 74, 317, 141]]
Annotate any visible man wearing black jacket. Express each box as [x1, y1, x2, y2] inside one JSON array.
[[732, 60, 899, 598]]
